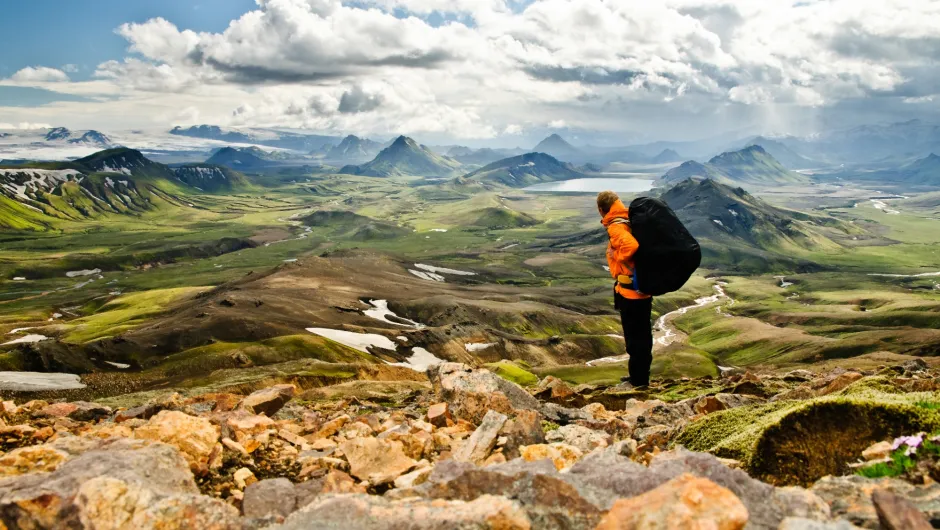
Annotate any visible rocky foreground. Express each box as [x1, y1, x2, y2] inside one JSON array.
[[1, 361, 939, 529]]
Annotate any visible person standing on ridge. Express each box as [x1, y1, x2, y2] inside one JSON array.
[[598, 190, 653, 388]]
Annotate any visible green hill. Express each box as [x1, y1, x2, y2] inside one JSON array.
[[468, 207, 540, 229], [662, 179, 854, 271], [301, 210, 410, 239], [340, 136, 462, 177], [458, 152, 585, 188], [662, 146, 810, 187]]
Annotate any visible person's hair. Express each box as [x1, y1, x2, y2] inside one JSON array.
[[597, 190, 620, 214]]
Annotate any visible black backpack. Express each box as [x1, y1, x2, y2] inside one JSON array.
[[628, 197, 701, 296]]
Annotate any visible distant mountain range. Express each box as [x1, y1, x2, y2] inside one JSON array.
[[662, 145, 810, 187], [446, 146, 527, 166], [340, 136, 462, 177], [458, 152, 585, 187], [326, 135, 383, 162], [849, 153, 940, 187], [171, 125, 342, 152], [743, 137, 817, 169]]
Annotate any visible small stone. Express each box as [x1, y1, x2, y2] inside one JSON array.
[[777, 518, 862, 529], [233, 467, 257, 490], [243, 478, 297, 519], [237, 384, 296, 417], [520, 443, 583, 470], [595, 473, 749, 530], [221, 437, 249, 456], [313, 414, 349, 439], [341, 437, 417, 486], [67, 401, 113, 422], [394, 464, 434, 489], [872, 489, 932, 530], [38, 402, 79, 419], [452, 410, 508, 465], [133, 410, 220, 473], [861, 441, 893, 462], [279, 429, 310, 449], [427, 402, 453, 427], [114, 403, 162, 423], [545, 424, 611, 453], [0, 445, 69, 477]]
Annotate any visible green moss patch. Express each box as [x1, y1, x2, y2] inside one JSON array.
[[486, 360, 539, 387]]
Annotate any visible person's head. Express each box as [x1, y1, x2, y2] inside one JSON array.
[[597, 190, 620, 217]]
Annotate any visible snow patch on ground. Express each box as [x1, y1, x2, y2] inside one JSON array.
[[3, 334, 50, 345], [430, 229, 448, 233], [362, 300, 425, 329], [774, 276, 794, 288], [0, 372, 86, 392], [869, 271, 940, 278], [306, 328, 397, 353], [7, 327, 35, 335], [415, 264, 475, 276], [586, 354, 630, 367], [105, 361, 131, 369], [66, 268, 102, 278], [389, 347, 443, 372], [465, 342, 496, 352], [409, 270, 446, 282], [870, 199, 900, 215]]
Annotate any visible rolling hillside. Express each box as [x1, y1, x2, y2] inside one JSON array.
[[340, 136, 462, 177]]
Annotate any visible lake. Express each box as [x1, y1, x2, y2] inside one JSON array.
[[524, 178, 655, 193]]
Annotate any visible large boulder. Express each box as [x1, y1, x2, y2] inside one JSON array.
[[428, 363, 540, 424], [275, 493, 531, 530]]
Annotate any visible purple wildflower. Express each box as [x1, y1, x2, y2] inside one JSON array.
[[892, 433, 925, 456]]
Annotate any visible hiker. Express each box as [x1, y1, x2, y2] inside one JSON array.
[[598, 190, 653, 388]]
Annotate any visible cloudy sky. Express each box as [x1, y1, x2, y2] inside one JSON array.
[[1, 0, 938, 145]]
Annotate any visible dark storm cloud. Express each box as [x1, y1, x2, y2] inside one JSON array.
[[523, 66, 643, 85], [338, 85, 385, 114]]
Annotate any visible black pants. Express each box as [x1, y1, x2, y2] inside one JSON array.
[[616, 292, 653, 386]]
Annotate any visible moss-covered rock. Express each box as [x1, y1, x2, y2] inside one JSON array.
[[675, 377, 940, 486]]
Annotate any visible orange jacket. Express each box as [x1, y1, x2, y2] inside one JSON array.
[[603, 200, 651, 300]]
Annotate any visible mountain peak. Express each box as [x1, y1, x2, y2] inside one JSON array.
[[390, 135, 416, 148]]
